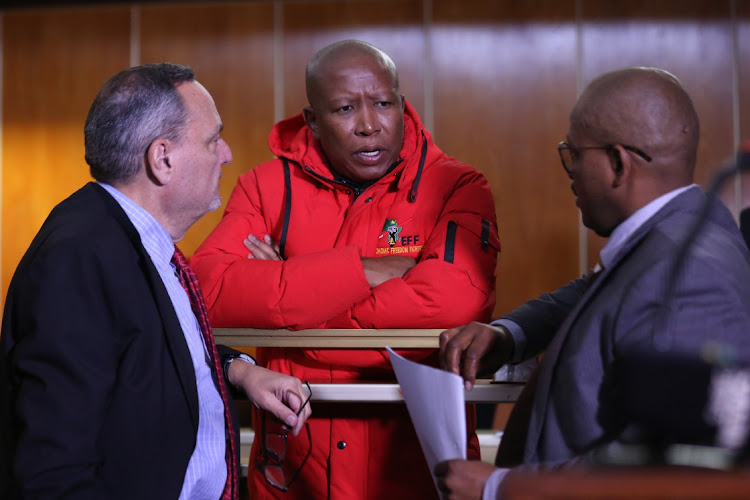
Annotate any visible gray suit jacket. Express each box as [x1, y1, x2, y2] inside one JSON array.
[[507, 186, 750, 468]]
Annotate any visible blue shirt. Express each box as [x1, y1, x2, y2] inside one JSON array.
[[599, 184, 696, 269], [100, 183, 227, 500]]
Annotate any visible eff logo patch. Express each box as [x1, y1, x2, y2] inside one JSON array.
[[382, 218, 402, 247]]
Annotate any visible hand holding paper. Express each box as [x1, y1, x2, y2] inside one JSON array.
[[386, 347, 467, 495]]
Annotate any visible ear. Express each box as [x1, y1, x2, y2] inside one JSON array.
[[610, 145, 629, 188], [147, 138, 174, 186], [303, 106, 320, 139]]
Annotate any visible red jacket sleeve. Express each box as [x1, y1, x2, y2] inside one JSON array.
[[192, 169, 372, 329], [193, 161, 499, 339], [309, 167, 500, 369], [323, 167, 500, 330]]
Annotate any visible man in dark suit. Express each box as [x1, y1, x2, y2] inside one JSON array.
[[0, 63, 311, 499], [434, 67, 750, 499]]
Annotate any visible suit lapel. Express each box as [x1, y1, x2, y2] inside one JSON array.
[[91, 183, 200, 429], [525, 187, 704, 460]]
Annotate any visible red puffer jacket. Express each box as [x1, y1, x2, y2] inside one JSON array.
[[193, 101, 500, 499]]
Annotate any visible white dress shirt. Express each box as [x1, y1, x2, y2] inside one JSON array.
[[100, 183, 227, 499]]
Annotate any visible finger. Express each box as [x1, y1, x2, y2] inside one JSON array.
[[263, 234, 282, 255], [460, 326, 492, 390], [462, 323, 503, 389], [434, 460, 450, 477], [438, 327, 458, 353], [243, 237, 255, 258], [254, 238, 282, 260], [261, 394, 299, 429], [439, 326, 467, 375], [292, 402, 311, 437], [243, 235, 264, 258], [244, 235, 280, 260], [461, 342, 480, 391], [433, 460, 456, 495], [289, 385, 312, 436]]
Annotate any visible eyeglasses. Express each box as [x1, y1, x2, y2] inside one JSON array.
[[256, 381, 312, 492], [557, 141, 652, 176]]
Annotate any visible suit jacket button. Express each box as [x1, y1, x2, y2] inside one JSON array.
[[337, 441, 346, 450]]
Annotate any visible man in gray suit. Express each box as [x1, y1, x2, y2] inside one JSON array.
[[434, 66, 750, 499]]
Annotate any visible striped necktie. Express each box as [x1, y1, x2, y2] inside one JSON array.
[[172, 247, 238, 500]]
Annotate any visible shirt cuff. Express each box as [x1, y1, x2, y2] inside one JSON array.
[[491, 318, 527, 364], [493, 357, 538, 383], [223, 353, 256, 385], [482, 467, 510, 500]]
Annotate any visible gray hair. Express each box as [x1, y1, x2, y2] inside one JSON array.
[[84, 62, 195, 184]]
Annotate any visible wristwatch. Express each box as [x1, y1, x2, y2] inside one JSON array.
[[223, 353, 256, 384]]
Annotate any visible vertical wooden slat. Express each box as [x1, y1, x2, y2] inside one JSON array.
[[739, 0, 750, 210], [432, 0, 580, 316], [581, 0, 736, 265], [281, 0, 425, 123], [0, 0, 747, 323], [139, 2, 276, 256], [2, 6, 130, 302]]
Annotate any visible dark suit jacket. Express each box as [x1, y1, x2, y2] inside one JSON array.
[[506, 186, 750, 468], [739, 206, 750, 250], [0, 182, 241, 499]]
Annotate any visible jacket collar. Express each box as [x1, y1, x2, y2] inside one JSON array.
[[600, 185, 704, 278], [90, 182, 201, 429]]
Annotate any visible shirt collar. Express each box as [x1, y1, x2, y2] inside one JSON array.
[[97, 182, 175, 268], [600, 184, 698, 268]]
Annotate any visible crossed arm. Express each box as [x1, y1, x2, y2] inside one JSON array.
[[244, 233, 417, 288]]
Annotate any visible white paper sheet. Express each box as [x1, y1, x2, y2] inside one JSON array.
[[386, 346, 466, 494]]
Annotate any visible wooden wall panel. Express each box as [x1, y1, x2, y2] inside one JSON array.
[[1, 0, 747, 319], [1, 6, 130, 301], [140, 2, 276, 256], [740, 1, 750, 209], [432, 0, 579, 315], [580, 0, 736, 266], [281, 0, 425, 123]]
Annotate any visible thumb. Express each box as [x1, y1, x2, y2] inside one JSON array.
[[262, 396, 298, 428]]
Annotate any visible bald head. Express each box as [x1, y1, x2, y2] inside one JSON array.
[[300, 40, 405, 184], [305, 40, 400, 108], [571, 67, 700, 182]]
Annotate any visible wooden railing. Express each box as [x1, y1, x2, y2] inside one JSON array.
[[215, 327, 443, 348], [219, 328, 518, 473], [214, 328, 524, 403]]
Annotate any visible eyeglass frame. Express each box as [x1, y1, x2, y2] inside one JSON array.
[[557, 141, 652, 176], [256, 380, 313, 492]]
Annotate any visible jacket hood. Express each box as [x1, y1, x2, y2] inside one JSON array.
[[267, 100, 436, 194]]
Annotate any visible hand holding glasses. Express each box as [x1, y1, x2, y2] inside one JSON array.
[[256, 380, 313, 492]]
